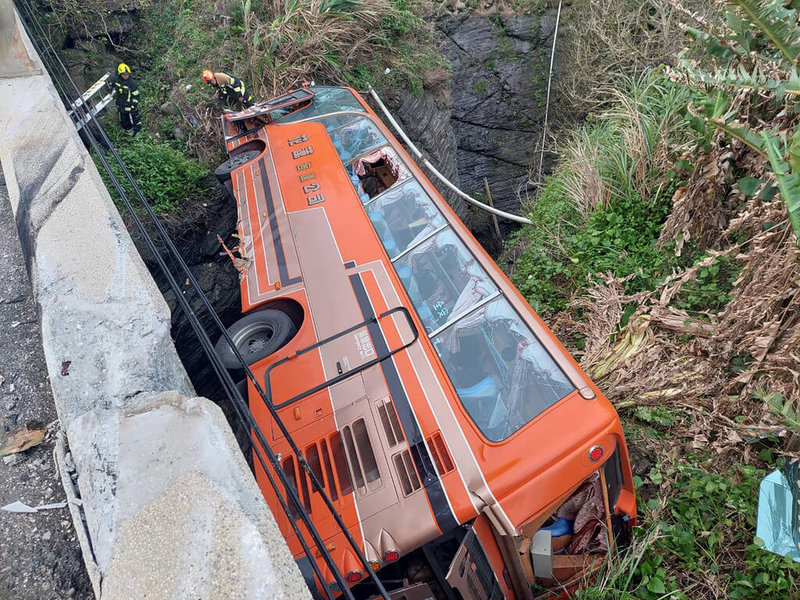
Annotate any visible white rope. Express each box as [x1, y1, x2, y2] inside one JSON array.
[[368, 87, 532, 225], [536, 0, 562, 182]]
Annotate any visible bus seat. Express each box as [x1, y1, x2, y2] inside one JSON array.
[[456, 376, 497, 399], [456, 376, 508, 435]]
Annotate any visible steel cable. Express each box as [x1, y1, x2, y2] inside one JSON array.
[[14, 2, 391, 598]]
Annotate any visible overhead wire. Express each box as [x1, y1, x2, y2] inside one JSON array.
[[536, 1, 563, 184], [11, 6, 340, 597], [14, 2, 391, 598]]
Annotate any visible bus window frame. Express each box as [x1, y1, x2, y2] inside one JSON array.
[[268, 93, 596, 442]]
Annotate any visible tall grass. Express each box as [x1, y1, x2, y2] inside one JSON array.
[[129, 0, 434, 164], [561, 0, 718, 108], [507, 72, 695, 313], [560, 73, 694, 219], [573, 527, 663, 600]]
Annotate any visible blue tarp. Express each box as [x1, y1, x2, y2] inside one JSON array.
[[756, 462, 800, 562]]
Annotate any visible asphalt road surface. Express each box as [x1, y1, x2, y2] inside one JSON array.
[[0, 168, 92, 600]]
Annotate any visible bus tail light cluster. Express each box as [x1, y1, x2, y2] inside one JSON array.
[[345, 570, 364, 584], [383, 550, 400, 563], [589, 445, 604, 462]]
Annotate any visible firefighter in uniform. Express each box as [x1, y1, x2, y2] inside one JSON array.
[[201, 69, 254, 110], [113, 63, 141, 136]]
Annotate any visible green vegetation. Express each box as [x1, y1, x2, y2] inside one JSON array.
[[471, 80, 489, 97], [132, 0, 438, 115], [95, 129, 209, 215], [509, 74, 695, 315], [510, 0, 546, 16], [71, 0, 443, 213], [508, 1, 800, 597], [678, 0, 800, 243], [675, 255, 741, 313], [491, 19, 518, 62], [576, 447, 800, 599]]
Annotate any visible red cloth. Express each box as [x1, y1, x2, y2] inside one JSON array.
[[556, 473, 608, 554]]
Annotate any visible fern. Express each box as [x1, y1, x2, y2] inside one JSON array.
[[728, 0, 800, 64], [763, 133, 800, 242]]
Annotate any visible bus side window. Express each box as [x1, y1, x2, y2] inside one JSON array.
[[342, 419, 382, 495], [342, 424, 366, 491], [330, 432, 353, 496], [320, 439, 339, 501], [353, 419, 381, 484], [306, 443, 324, 493], [282, 456, 302, 520]]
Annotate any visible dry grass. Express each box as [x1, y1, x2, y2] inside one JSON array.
[[556, 74, 692, 219], [563, 119, 800, 413], [560, 0, 718, 110], [243, 0, 400, 97]]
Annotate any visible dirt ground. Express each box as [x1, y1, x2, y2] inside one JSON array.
[[0, 172, 93, 600]]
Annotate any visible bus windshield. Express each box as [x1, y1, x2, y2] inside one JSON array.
[[433, 297, 574, 441], [277, 87, 365, 123]]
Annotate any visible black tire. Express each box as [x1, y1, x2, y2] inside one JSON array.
[[214, 150, 261, 182], [215, 310, 297, 369]]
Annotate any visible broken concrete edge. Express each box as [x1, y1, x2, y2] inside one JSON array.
[[1, 4, 312, 599], [66, 392, 312, 600], [55, 433, 103, 598]]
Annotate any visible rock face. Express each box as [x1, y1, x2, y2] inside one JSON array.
[[441, 12, 555, 214], [38, 0, 144, 91], [143, 184, 243, 405], [394, 91, 465, 217], [391, 9, 559, 242]]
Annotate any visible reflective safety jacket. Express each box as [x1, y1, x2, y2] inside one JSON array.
[[113, 75, 140, 112], [213, 72, 253, 107]]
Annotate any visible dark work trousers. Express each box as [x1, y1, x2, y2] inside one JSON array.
[[119, 107, 141, 133]]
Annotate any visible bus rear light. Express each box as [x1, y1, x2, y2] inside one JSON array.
[[345, 570, 364, 583], [589, 445, 604, 462], [368, 561, 381, 572], [383, 550, 400, 563]]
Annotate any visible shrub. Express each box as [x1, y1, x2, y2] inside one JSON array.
[[560, 0, 718, 109], [96, 131, 209, 215], [507, 73, 694, 315]]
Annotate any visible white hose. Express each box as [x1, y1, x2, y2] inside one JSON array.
[[368, 87, 533, 225], [536, 1, 562, 182]]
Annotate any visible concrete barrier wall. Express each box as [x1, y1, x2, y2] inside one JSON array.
[[0, 3, 311, 598]]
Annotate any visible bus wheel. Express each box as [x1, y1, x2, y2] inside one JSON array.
[[214, 150, 261, 183], [215, 310, 297, 369]]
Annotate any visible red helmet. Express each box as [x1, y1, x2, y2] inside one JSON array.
[[202, 69, 215, 83]]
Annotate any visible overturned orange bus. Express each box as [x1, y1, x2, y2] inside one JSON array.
[[213, 86, 637, 600]]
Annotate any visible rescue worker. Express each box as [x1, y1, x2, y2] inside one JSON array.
[[202, 69, 254, 110], [112, 63, 141, 136]]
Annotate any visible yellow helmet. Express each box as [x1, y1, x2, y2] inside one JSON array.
[[117, 63, 131, 74]]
